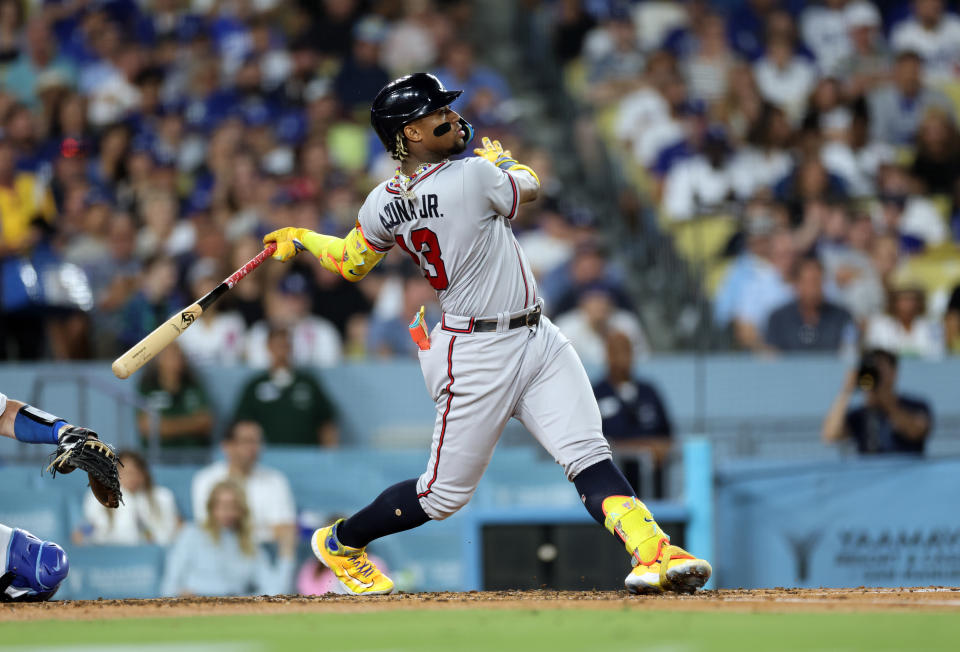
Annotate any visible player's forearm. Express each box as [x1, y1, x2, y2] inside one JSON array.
[[266, 226, 385, 281], [0, 398, 25, 439]]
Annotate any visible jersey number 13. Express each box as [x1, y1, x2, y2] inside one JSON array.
[[396, 228, 449, 291]]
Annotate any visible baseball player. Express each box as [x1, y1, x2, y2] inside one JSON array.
[[0, 391, 122, 601], [264, 73, 711, 595]]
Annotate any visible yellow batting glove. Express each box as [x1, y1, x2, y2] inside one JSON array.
[[473, 136, 515, 168], [473, 136, 541, 186], [263, 227, 309, 262]]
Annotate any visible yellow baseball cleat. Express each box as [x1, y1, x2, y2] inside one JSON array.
[[602, 496, 712, 594], [311, 520, 395, 595]]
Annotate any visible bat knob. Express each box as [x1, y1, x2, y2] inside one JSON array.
[[111, 359, 131, 380]]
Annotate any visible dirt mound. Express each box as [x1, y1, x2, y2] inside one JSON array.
[[3, 587, 958, 622]]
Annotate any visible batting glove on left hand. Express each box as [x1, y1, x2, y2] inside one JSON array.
[[473, 137, 518, 170], [264, 227, 309, 262]]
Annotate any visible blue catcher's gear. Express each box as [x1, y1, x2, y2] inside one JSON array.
[[0, 528, 69, 602]]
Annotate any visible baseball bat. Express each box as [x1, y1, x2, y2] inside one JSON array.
[[111, 242, 277, 379]]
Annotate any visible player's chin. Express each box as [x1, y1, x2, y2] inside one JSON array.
[[448, 139, 467, 156]]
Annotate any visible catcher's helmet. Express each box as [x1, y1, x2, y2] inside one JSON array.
[[370, 73, 462, 151]]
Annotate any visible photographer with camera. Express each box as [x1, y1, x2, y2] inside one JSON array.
[[821, 349, 932, 455]]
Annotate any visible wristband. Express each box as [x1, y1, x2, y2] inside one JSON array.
[[14, 405, 66, 445]]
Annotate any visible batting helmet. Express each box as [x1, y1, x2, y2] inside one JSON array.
[[370, 73, 462, 153]]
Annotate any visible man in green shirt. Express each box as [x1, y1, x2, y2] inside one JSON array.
[[234, 327, 339, 446]]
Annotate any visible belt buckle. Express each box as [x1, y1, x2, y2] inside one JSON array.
[[525, 305, 541, 327]]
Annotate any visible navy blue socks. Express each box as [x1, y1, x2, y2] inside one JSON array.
[[573, 458, 636, 526], [336, 478, 430, 549]]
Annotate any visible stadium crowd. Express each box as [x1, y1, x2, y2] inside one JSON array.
[[554, 0, 960, 357], [1, 0, 597, 365]]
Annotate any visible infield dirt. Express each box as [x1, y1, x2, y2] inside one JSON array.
[[2, 587, 959, 621]]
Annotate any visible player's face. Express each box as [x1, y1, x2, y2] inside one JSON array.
[[417, 106, 467, 157]]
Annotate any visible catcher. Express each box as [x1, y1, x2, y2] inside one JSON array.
[[0, 391, 122, 601]]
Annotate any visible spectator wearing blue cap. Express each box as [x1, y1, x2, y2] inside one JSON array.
[[245, 272, 342, 369]]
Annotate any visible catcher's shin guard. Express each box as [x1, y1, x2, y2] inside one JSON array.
[[0, 527, 68, 602]]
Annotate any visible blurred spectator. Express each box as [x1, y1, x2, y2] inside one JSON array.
[[753, 24, 816, 122], [379, 0, 449, 77], [191, 420, 297, 544], [682, 13, 735, 104], [367, 276, 439, 358], [118, 253, 184, 352], [552, 0, 596, 63], [873, 163, 947, 251], [234, 327, 339, 446], [0, 138, 55, 255], [177, 258, 247, 366], [554, 283, 649, 367], [731, 228, 797, 351], [865, 286, 944, 359], [75, 451, 180, 546], [0, 0, 21, 64], [332, 15, 390, 111], [137, 343, 215, 449], [822, 348, 932, 454], [820, 209, 885, 322], [727, 104, 795, 200], [592, 331, 672, 498], [79, 213, 142, 356], [1, 18, 76, 107], [837, 1, 889, 97], [582, 9, 646, 104], [245, 272, 342, 369], [547, 240, 631, 316], [867, 50, 953, 146], [298, 550, 391, 596], [909, 110, 960, 196], [890, 0, 960, 84], [945, 283, 960, 353], [765, 256, 857, 353], [800, 0, 853, 76], [435, 42, 510, 126], [728, 0, 782, 62], [161, 480, 295, 597], [662, 127, 735, 220]]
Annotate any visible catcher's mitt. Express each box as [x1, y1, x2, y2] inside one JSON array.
[[46, 426, 123, 508]]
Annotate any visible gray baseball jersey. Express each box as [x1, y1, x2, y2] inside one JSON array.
[[355, 157, 610, 520], [358, 157, 538, 318]]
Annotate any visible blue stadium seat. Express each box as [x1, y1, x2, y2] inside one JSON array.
[[58, 544, 166, 600]]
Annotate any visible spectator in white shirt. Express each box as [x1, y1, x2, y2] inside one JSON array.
[[866, 286, 944, 359], [245, 272, 342, 369], [801, 0, 854, 76], [891, 0, 960, 84], [191, 420, 297, 545], [554, 283, 650, 368], [754, 36, 817, 123], [75, 451, 180, 545], [177, 258, 247, 366], [662, 129, 735, 220]]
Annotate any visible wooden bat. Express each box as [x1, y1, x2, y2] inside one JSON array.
[[112, 242, 277, 379]]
